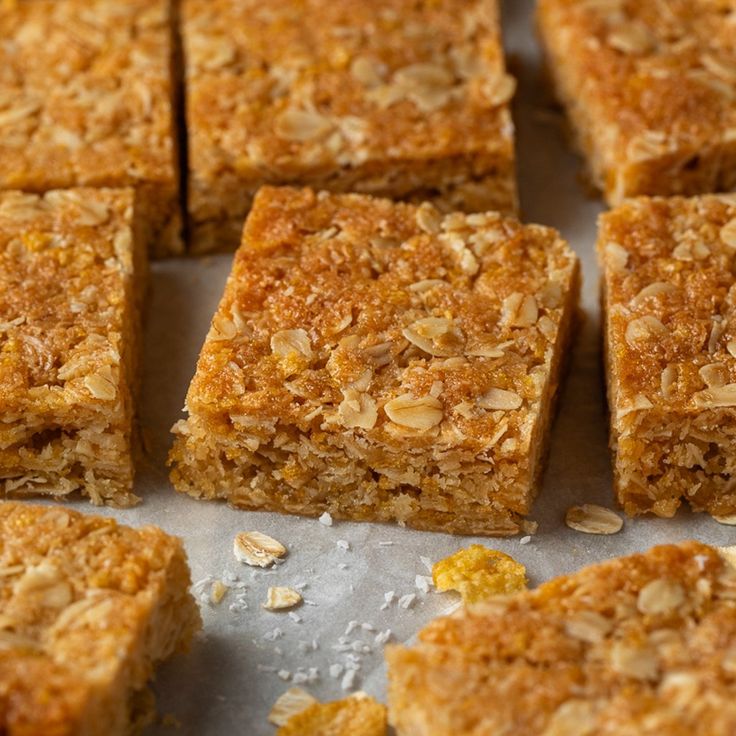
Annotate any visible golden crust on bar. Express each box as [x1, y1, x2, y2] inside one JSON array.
[[183, 0, 517, 252], [0, 187, 145, 506], [599, 193, 736, 518], [0, 0, 181, 256], [537, 0, 736, 204], [169, 186, 579, 535], [387, 541, 736, 735], [0, 502, 200, 736]]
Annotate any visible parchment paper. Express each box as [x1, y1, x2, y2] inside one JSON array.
[[53, 2, 736, 732]]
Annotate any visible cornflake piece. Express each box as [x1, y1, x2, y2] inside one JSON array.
[[182, 0, 518, 253], [233, 531, 287, 568], [387, 542, 736, 735], [268, 687, 319, 727], [538, 1, 736, 204], [169, 187, 580, 537], [599, 195, 736, 519], [432, 545, 527, 604], [0, 1, 182, 255], [276, 692, 387, 736], [565, 505, 623, 535], [0, 189, 144, 506], [264, 587, 303, 611], [210, 580, 228, 605], [0, 502, 201, 734]]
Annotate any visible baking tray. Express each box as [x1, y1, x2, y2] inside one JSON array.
[[46, 1, 735, 732]]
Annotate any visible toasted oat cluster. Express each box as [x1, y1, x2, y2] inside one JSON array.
[[0, 502, 201, 735], [537, 0, 736, 204], [387, 541, 736, 735], [599, 194, 736, 518], [182, 0, 517, 252], [0, 188, 145, 506], [0, 0, 181, 256], [169, 186, 579, 536]]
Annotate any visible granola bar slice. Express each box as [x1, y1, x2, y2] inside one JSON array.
[[0, 502, 201, 735], [0, 188, 145, 506], [599, 194, 736, 518], [0, 0, 182, 256], [387, 541, 736, 735], [537, 0, 736, 204], [169, 186, 579, 536], [183, 0, 517, 252]]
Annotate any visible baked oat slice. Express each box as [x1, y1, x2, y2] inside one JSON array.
[[387, 541, 736, 735], [0, 188, 145, 507], [169, 186, 579, 536], [0, 0, 182, 256], [599, 194, 736, 518], [537, 0, 736, 205], [0, 502, 201, 735], [183, 0, 517, 252]]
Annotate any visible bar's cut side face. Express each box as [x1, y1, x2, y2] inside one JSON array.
[[169, 186, 579, 535], [0, 0, 181, 256], [387, 541, 736, 735], [537, 0, 736, 204], [0, 188, 145, 507], [183, 0, 517, 252], [600, 194, 736, 518], [0, 502, 201, 736]]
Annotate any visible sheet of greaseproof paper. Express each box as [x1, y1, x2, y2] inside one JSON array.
[[48, 1, 735, 733]]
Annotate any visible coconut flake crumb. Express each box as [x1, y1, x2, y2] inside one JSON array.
[[319, 512, 333, 526], [336, 539, 351, 551], [380, 590, 396, 610], [338, 563, 349, 570], [288, 612, 303, 623], [374, 629, 392, 645], [415, 575, 433, 594], [361, 622, 375, 632], [264, 627, 284, 642], [378, 541, 394, 547], [341, 669, 357, 691], [344, 620, 359, 636], [329, 663, 344, 678], [277, 670, 291, 681], [398, 593, 417, 610], [420, 556, 433, 573], [519, 535, 532, 545]]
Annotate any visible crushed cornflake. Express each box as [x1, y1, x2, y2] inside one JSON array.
[[432, 545, 527, 604], [274, 692, 386, 736], [264, 586, 303, 611], [268, 687, 318, 727], [319, 512, 333, 526], [210, 580, 229, 605]]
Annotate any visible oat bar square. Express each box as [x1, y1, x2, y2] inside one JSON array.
[[169, 186, 579, 535], [537, 0, 736, 204], [0, 188, 145, 506], [0, 0, 182, 256], [599, 194, 736, 518], [0, 502, 201, 735], [183, 0, 517, 252], [387, 541, 736, 735]]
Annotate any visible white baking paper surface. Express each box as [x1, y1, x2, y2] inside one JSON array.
[[45, 1, 736, 732]]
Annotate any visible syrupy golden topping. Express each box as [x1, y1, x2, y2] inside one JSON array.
[[184, 0, 514, 183], [0, 189, 137, 418], [186, 186, 578, 456], [599, 194, 736, 418]]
